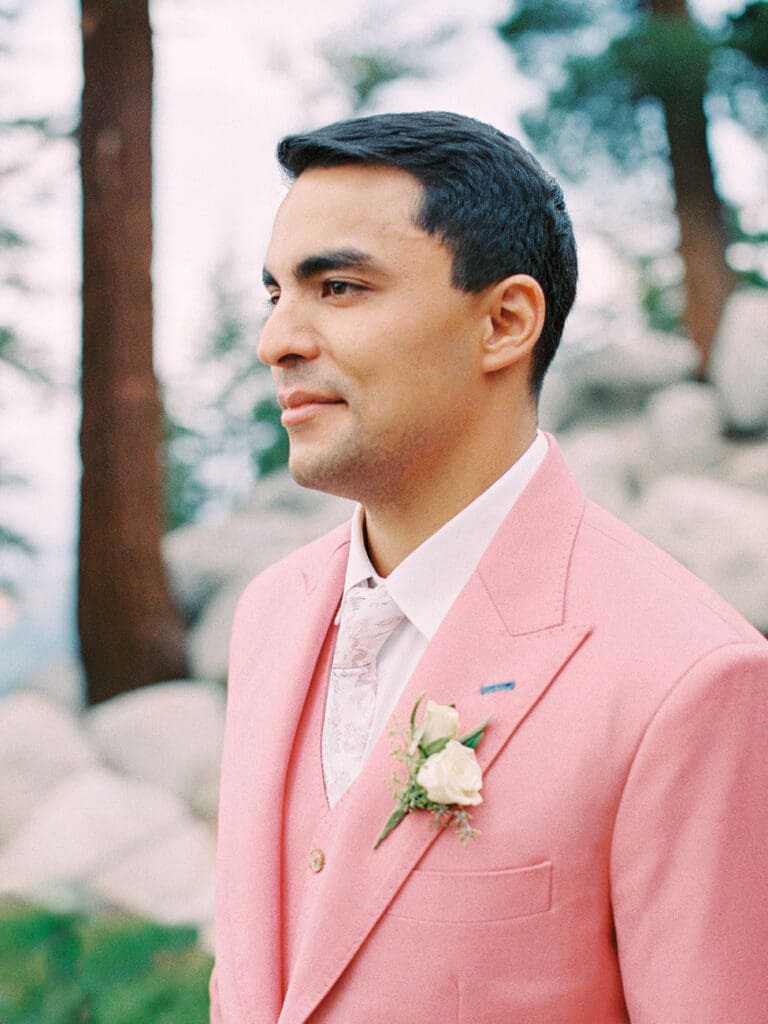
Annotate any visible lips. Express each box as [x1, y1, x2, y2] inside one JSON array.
[[277, 389, 340, 410], [277, 389, 344, 426]]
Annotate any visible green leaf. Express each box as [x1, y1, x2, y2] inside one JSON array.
[[459, 716, 492, 750], [373, 804, 407, 849], [420, 735, 451, 758], [409, 693, 426, 733]]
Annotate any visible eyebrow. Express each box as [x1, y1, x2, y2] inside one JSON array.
[[262, 248, 378, 288]]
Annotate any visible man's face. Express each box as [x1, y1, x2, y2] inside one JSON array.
[[259, 164, 490, 505]]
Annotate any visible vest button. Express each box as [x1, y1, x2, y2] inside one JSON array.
[[309, 848, 325, 873]]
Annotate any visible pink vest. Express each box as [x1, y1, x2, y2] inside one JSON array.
[[280, 622, 337, 995]]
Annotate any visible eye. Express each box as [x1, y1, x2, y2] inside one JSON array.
[[321, 279, 360, 298], [265, 291, 280, 309]]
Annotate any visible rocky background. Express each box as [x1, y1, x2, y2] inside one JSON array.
[[1, 288, 767, 950]]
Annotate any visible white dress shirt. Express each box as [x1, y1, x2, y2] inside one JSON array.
[[331, 431, 548, 775]]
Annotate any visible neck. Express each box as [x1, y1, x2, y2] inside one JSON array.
[[362, 419, 538, 577]]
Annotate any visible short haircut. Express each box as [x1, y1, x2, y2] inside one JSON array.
[[276, 111, 577, 397]]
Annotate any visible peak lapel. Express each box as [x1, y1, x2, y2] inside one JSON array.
[[279, 439, 593, 1024], [217, 527, 349, 1021]]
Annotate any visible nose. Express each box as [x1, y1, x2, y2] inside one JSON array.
[[257, 297, 321, 368]]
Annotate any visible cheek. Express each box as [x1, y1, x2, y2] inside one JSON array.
[[337, 305, 475, 408], [406, 330, 476, 404]]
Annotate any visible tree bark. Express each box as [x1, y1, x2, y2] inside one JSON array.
[[650, 0, 735, 374], [79, 0, 188, 704]]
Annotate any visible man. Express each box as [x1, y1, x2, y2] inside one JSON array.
[[210, 112, 768, 1023]]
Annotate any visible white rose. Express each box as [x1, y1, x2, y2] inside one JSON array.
[[416, 739, 483, 806], [418, 700, 460, 747]]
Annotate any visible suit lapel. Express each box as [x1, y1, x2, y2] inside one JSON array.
[[279, 439, 593, 1024], [218, 526, 350, 1020]]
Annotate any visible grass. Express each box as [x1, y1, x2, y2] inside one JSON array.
[[0, 901, 213, 1023]]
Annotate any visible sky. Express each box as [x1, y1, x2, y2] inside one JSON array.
[[0, 0, 762, 682]]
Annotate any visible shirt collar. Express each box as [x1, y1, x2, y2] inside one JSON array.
[[342, 431, 548, 638]]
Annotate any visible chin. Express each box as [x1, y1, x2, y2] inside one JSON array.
[[287, 445, 369, 502], [288, 450, 346, 497]]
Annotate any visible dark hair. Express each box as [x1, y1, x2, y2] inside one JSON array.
[[277, 111, 577, 397]]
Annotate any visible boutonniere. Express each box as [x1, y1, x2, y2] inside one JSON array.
[[374, 694, 491, 849]]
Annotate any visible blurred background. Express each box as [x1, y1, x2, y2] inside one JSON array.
[[1, 0, 767, 1019]]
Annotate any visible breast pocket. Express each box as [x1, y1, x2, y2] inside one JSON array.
[[388, 860, 552, 924]]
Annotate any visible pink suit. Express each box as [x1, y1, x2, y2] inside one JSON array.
[[211, 438, 768, 1023]]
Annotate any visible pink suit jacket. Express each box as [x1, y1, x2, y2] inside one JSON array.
[[211, 438, 768, 1023]]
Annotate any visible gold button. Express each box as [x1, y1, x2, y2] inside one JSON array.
[[309, 848, 325, 873]]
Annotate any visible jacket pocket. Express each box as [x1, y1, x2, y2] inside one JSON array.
[[388, 860, 552, 923]]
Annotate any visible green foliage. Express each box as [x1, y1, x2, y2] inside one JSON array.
[[711, 4, 768, 140], [322, 12, 455, 113], [164, 258, 288, 531], [0, 2, 59, 586], [729, 1, 768, 68], [0, 224, 24, 247], [0, 324, 50, 384], [0, 522, 34, 555], [252, 395, 290, 478], [0, 902, 212, 1024], [162, 413, 213, 532], [323, 48, 427, 113], [499, 0, 593, 39], [637, 255, 685, 335], [501, 3, 717, 175], [498, 0, 632, 85], [0, 326, 47, 584], [498, 0, 768, 172], [497, 0, 768, 325], [613, 15, 712, 102]]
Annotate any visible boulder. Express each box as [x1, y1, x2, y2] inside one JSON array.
[[187, 578, 246, 684], [0, 768, 216, 927], [537, 366, 586, 433], [558, 422, 648, 520], [635, 474, 768, 633], [724, 439, 768, 495], [544, 332, 699, 430], [0, 690, 96, 844], [644, 382, 725, 477], [578, 330, 698, 394], [182, 475, 353, 682], [21, 656, 85, 711], [85, 680, 225, 821], [711, 288, 768, 434], [164, 470, 351, 619]]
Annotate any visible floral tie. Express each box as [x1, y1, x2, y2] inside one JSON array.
[[322, 580, 405, 807]]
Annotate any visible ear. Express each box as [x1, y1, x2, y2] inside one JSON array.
[[480, 274, 545, 374]]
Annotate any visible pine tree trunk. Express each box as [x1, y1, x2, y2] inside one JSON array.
[[79, 0, 188, 704], [651, 0, 735, 374]]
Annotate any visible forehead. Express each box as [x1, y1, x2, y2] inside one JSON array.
[[266, 164, 432, 268]]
